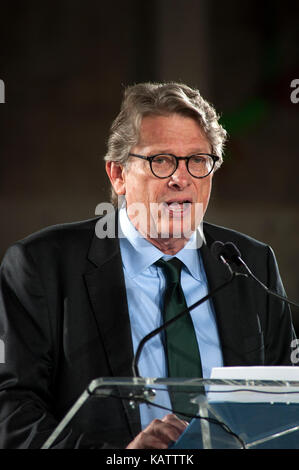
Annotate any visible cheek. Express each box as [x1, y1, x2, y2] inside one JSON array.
[[196, 178, 212, 204], [127, 175, 162, 205], [125, 176, 149, 206]]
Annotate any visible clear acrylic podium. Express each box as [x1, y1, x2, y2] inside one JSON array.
[[41, 375, 299, 449]]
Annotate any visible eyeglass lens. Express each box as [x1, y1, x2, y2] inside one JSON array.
[[151, 154, 214, 178]]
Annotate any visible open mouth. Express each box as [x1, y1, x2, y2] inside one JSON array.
[[163, 200, 192, 214]]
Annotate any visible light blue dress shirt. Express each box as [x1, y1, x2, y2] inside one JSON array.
[[118, 206, 223, 428]]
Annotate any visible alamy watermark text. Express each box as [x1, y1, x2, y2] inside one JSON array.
[[0, 79, 5, 103], [290, 79, 299, 104]]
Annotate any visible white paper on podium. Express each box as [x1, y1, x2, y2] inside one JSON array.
[[207, 366, 299, 403]]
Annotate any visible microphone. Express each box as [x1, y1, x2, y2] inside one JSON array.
[[216, 242, 299, 309], [210, 241, 234, 275], [132, 242, 247, 377]]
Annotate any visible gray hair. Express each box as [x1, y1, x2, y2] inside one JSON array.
[[104, 82, 227, 206]]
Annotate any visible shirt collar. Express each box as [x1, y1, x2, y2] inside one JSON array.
[[118, 206, 204, 282]]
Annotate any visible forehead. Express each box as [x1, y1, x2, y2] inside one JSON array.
[[136, 113, 210, 152]]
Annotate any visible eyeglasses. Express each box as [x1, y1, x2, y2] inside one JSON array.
[[128, 152, 220, 179]]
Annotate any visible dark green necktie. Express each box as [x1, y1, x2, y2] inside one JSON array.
[[155, 257, 203, 378]]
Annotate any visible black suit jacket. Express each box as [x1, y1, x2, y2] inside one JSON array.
[[0, 212, 294, 448]]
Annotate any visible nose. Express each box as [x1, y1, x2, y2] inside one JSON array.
[[168, 159, 191, 190]]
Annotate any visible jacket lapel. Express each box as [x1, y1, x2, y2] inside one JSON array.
[[84, 211, 141, 438], [201, 224, 262, 366]]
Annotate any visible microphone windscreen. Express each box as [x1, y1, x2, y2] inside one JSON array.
[[211, 241, 225, 261], [222, 242, 242, 265]]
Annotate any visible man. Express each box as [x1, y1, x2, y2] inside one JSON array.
[[0, 82, 294, 449]]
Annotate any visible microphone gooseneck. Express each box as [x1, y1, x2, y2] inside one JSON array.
[[132, 240, 299, 378], [132, 241, 245, 378], [218, 242, 299, 309]]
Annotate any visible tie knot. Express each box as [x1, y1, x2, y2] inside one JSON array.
[[155, 257, 183, 284]]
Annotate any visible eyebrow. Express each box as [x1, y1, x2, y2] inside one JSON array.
[[146, 149, 211, 155]]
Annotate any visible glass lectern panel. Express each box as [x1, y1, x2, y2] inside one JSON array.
[[41, 378, 299, 449]]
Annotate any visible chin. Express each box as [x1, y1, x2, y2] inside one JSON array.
[[154, 220, 195, 240]]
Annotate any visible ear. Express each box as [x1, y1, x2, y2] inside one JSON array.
[[105, 161, 126, 196]]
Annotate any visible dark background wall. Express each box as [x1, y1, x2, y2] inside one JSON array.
[[0, 0, 298, 328]]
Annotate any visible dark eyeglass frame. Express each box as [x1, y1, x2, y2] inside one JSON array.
[[128, 152, 220, 179]]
